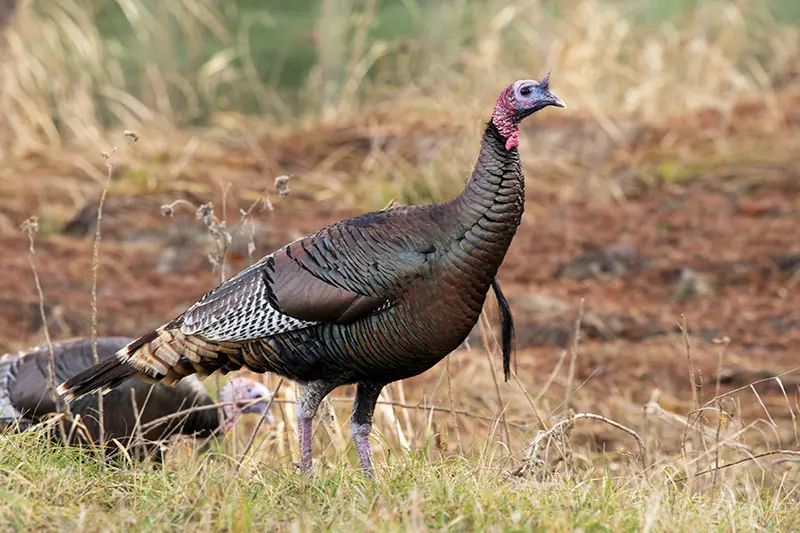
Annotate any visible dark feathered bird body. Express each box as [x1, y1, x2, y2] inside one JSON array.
[[1, 338, 220, 461], [58, 76, 566, 476], [60, 123, 522, 395]]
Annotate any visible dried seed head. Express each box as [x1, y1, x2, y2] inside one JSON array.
[[274, 175, 290, 190], [196, 202, 215, 224], [101, 146, 118, 169], [20, 216, 39, 235], [247, 224, 256, 258], [271, 176, 291, 199], [124, 130, 140, 143]]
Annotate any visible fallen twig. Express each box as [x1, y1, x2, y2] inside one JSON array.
[[673, 450, 800, 483], [140, 394, 532, 435], [513, 412, 646, 477]]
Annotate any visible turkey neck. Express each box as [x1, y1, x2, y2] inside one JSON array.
[[443, 121, 524, 286]]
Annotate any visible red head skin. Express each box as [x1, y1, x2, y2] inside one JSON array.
[[491, 74, 566, 151]]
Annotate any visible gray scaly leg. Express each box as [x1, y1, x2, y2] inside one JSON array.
[[294, 380, 338, 474], [350, 381, 385, 478]]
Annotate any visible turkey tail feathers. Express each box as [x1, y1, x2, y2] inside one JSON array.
[[56, 324, 241, 401], [57, 327, 171, 401], [55, 354, 139, 402]]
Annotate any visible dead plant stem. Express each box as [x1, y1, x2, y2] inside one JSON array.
[[674, 450, 800, 483], [479, 314, 511, 457], [445, 355, 463, 455], [21, 219, 68, 443], [236, 378, 284, 470], [564, 299, 585, 419], [89, 146, 119, 457]]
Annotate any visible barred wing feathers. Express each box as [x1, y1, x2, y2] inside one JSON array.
[[180, 216, 428, 340]]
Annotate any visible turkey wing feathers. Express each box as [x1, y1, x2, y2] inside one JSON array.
[[180, 213, 430, 343]]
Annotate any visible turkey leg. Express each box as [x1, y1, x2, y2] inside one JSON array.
[[350, 381, 385, 478], [294, 380, 338, 474]]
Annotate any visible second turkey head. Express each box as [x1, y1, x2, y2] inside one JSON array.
[[492, 73, 566, 150], [220, 377, 274, 432]]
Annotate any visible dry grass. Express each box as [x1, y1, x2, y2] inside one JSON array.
[[4, 430, 798, 532]]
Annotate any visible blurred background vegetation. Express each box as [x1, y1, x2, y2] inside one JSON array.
[[1, 0, 798, 161]]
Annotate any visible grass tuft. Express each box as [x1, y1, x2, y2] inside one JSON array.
[[1, 425, 799, 531]]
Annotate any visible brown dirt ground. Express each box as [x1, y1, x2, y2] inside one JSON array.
[[0, 92, 799, 451]]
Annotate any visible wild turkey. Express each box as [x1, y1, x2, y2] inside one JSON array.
[[58, 75, 565, 476], [1, 337, 272, 462]]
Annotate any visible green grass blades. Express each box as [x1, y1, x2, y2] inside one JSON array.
[[1, 427, 799, 532]]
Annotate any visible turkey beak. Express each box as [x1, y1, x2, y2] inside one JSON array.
[[547, 92, 566, 109]]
